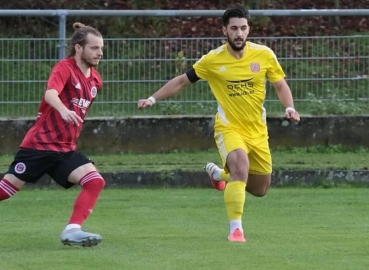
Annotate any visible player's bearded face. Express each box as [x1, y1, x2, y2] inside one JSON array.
[[223, 18, 249, 52], [226, 33, 247, 51], [80, 34, 104, 67], [81, 49, 99, 67]]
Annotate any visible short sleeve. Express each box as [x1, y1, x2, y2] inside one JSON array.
[[266, 50, 286, 83], [93, 70, 103, 91], [192, 54, 209, 81], [46, 62, 70, 94]]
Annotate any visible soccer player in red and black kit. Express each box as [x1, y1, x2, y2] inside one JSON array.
[[0, 22, 105, 247]]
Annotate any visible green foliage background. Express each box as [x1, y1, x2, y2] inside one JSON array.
[[0, 0, 368, 117]]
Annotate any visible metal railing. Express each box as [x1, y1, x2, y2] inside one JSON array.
[[0, 9, 368, 117], [1, 9, 369, 61], [0, 35, 368, 117]]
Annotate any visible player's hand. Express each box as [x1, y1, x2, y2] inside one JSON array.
[[137, 99, 154, 110], [58, 109, 83, 126], [285, 107, 300, 124]]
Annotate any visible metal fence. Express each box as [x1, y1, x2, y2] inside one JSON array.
[[0, 35, 368, 117]]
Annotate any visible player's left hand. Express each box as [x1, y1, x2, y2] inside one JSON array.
[[285, 107, 300, 124]]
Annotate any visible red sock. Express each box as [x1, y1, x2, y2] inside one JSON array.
[[0, 179, 19, 201], [68, 171, 105, 225]]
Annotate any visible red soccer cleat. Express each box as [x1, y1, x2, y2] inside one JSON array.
[[227, 228, 246, 243]]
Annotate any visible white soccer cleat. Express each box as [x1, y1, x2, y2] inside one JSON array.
[[61, 228, 102, 247], [204, 162, 226, 191]]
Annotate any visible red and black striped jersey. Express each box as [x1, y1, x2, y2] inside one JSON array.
[[20, 58, 103, 152]]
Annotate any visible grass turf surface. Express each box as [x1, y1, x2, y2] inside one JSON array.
[[0, 147, 368, 173], [1, 188, 369, 270]]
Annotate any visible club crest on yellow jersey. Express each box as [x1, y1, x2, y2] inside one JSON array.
[[250, 62, 260, 73]]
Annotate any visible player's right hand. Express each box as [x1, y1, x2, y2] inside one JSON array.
[[285, 107, 300, 124], [58, 109, 83, 126], [137, 99, 154, 110]]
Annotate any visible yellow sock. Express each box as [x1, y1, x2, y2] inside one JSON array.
[[224, 181, 246, 220], [220, 170, 231, 182]]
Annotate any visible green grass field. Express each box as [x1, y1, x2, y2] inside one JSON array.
[[0, 146, 367, 173], [1, 188, 369, 270]]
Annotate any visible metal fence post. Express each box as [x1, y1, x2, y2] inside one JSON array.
[[57, 10, 68, 60]]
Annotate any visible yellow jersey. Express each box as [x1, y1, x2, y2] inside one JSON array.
[[193, 42, 285, 138]]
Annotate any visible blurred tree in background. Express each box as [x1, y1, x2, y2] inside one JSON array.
[[0, 0, 367, 37]]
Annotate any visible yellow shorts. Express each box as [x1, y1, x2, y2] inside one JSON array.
[[213, 127, 272, 175]]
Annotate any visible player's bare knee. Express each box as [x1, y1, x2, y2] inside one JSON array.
[[230, 168, 248, 181]]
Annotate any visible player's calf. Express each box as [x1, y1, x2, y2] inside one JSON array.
[[246, 174, 271, 197], [66, 171, 105, 227]]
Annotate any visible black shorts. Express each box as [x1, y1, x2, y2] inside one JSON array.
[[6, 148, 93, 189]]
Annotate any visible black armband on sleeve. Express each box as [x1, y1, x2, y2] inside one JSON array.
[[185, 67, 200, 83]]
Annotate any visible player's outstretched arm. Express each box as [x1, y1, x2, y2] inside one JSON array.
[[272, 79, 300, 124], [137, 73, 191, 110]]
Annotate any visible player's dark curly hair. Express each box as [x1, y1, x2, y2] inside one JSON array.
[[222, 5, 251, 26], [66, 22, 102, 58]]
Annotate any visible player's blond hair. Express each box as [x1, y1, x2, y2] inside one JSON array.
[[66, 22, 102, 58]]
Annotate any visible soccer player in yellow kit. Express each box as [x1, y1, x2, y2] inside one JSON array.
[[137, 5, 300, 243]]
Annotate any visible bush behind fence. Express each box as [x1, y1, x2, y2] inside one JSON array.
[[0, 35, 368, 117]]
